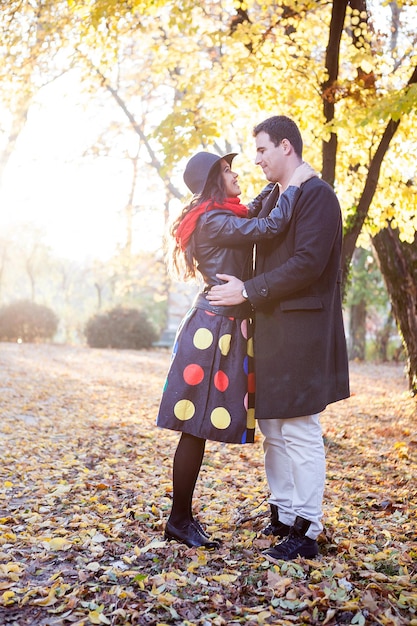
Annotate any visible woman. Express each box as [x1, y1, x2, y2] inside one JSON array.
[[157, 151, 316, 548]]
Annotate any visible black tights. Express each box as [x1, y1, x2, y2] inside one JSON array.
[[168, 432, 206, 527]]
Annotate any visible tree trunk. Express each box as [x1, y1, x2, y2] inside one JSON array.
[[94, 283, 102, 311], [349, 299, 367, 360], [0, 93, 32, 190], [372, 227, 417, 395], [321, 0, 348, 187], [374, 308, 396, 363]]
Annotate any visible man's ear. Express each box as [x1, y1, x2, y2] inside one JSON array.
[[281, 138, 292, 154]]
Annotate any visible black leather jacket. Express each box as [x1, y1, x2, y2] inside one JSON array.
[[190, 185, 299, 318], [192, 209, 254, 318]]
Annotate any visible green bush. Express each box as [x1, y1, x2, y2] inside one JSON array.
[[0, 300, 58, 343], [85, 306, 158, 350]]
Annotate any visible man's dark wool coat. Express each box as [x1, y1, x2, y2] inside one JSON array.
[[246, 176, 350, 419]]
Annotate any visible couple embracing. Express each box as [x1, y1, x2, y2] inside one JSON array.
[[156, 114, 350, 562]]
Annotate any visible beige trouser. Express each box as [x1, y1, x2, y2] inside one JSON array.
[[258, 413, 325, 539]]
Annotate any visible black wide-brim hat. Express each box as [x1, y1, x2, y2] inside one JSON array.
[[183, 151, 237, 195]]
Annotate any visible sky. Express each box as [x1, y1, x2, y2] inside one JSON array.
[[0, 71, 167, 262]]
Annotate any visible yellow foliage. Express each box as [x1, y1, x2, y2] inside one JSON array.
[[1, 590, 15, 605], [41, 537, 73, 551]]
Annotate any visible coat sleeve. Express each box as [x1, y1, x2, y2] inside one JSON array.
[[199, 185, 301, 243], [246, 182, 342, 306], [247, 183, 276, 217]]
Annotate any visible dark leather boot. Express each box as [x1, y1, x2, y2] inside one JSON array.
[[192, 517, 210, 538], [263, 515, 319, 562], [164, 520, 220, 549], [263, 504, 290, 538]]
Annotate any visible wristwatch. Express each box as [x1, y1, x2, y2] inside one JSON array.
[[242, 286, 248, 300]]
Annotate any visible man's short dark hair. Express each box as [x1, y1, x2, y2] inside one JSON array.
[[254, 115, 303, 157]]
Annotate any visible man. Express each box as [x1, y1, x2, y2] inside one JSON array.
[[207, 115, 350, 561]]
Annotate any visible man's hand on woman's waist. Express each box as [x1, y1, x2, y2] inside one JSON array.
[[207, 274, 246, 305]]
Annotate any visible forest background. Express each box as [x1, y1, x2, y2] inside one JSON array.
[[0, 0, 417, 390]]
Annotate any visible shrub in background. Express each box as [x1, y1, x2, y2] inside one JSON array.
[[0, 300, 58, 342], [85, 306, 158, 350]]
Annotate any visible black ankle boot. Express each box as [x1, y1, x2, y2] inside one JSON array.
[[263, 515, 319, 562], [263, 504, 290, 538], [164, 520, 219, 549], [192, 517, 210, 538]]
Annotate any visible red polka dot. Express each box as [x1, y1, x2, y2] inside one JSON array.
[[214, 370, 229, 392], [183, 364, 204, 385], [248, 372, 256, 393]]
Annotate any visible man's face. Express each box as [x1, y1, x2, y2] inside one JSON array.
[[255, 131, 285, 183]]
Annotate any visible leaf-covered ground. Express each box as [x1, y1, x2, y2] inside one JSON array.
[[0, 343, 416, 626]]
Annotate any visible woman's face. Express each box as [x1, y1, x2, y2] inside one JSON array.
[[220, 159, 241, 197]]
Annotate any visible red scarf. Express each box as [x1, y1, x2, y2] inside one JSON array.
[[175, 197, 248, 250]]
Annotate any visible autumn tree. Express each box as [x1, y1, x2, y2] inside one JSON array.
[[75, 50, 176, 329], [0, 223, 54, 303], [0, 0, 78, 189], [321, 0, 417, 392]]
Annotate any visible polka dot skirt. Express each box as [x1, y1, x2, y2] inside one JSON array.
[[157, 307, 255, 444]]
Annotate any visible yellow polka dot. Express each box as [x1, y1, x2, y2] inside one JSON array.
[[247, 336, 254, 358], [210, 407, 231, 430], [218, 333, 231, 356], [193, 328, 213, 350], [247, 408, 256, 429], [174, 399, 195, 421]]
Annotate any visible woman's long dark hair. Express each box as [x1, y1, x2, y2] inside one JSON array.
[[169, 160, 229, 280]]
